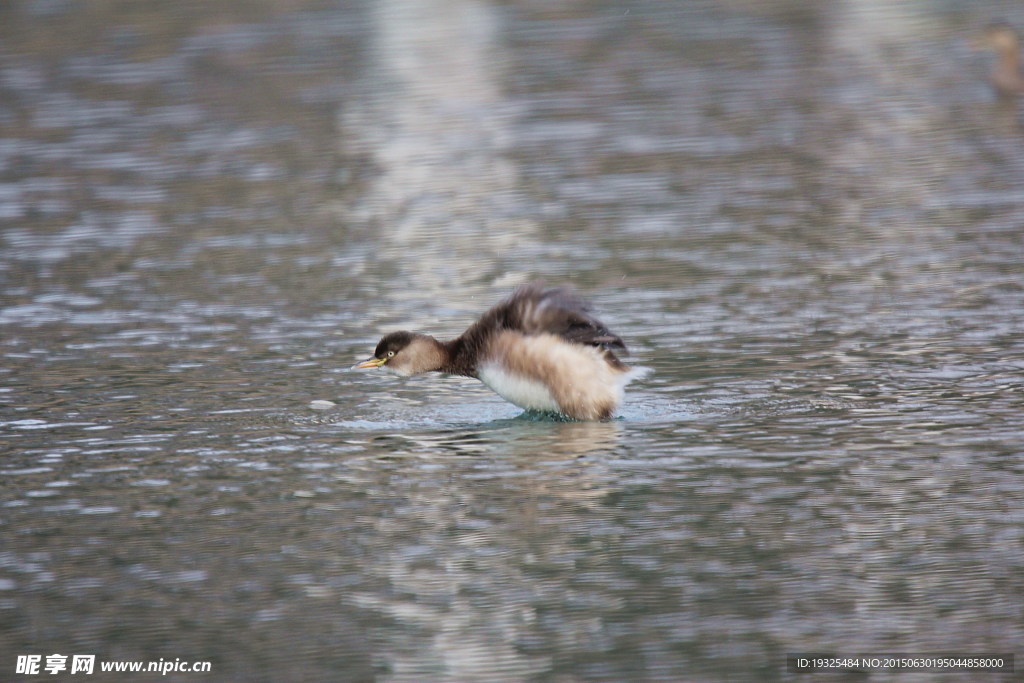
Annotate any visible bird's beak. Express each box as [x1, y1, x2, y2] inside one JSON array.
[[354, 357, 387, 369]]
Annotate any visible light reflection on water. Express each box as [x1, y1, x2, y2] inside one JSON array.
[[2, 0, 1024, 679]]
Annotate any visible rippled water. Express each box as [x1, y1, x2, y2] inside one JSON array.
[[2, 0, 1023, 680]]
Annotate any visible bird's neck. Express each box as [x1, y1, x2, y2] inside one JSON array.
[[438, 337, 474, 377]]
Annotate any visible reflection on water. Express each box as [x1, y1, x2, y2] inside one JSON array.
[[340, 0, 538, 308], [336, 420, 623, 680], [2, 0, 1024, 679]]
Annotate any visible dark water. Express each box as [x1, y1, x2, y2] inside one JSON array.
[[2, 0, 1023, 680]]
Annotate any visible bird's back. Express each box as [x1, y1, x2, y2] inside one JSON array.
[[450, 284, 627, 376]]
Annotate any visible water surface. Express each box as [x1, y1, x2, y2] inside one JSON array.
[[1, 0, 1023, 680]]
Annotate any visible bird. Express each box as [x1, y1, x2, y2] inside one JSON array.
[[974, 22, 1024, 96], [354, 283, 644, 420]]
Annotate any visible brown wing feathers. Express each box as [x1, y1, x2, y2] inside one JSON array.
[[514, 285, 626, 351], [444, 284, 626, 376]]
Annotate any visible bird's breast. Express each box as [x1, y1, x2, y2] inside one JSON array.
[[477, 363, 561, 413]]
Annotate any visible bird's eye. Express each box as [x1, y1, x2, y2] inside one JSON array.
[[387, 350, 395, 358]]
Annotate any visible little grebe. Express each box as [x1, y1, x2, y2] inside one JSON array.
[[355, 284, 642, 420]]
